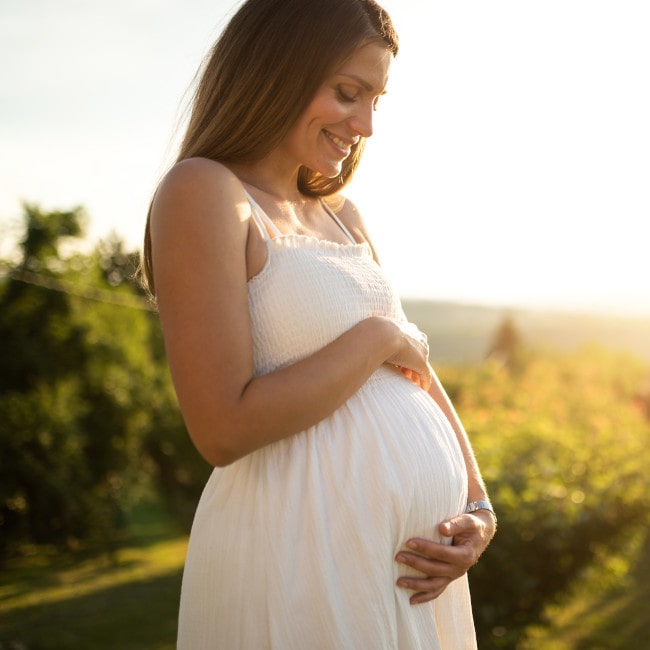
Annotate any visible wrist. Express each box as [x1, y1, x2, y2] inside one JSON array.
[[364, 316, 401, 361], [466, 499, 497, 524]]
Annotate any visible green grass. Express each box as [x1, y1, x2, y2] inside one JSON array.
[[520, 525, 650, 649], [2, 499, 649, 649], [0, 501, 187, 650]]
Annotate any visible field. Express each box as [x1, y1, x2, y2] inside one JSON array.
[[0, 501, 186, 650], [2, 501, 649, 649], [1, 297, 649, 649], [402, 299, 650, 363]]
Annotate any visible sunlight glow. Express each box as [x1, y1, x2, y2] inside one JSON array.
[[1, 0, 648, 316]]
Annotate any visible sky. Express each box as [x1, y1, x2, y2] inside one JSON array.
[[1, 0, 649, 317]]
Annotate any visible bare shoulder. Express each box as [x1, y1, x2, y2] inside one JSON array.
[[156, 156, 237, 191], [152, 157, 250, 229], [148, 157, 253, 299]]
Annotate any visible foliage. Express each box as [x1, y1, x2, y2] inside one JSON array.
[[0, 204, 209, 561], [438, 342, 650, 648], [2, 204, 649, 646], [520, 525, 650, 649]]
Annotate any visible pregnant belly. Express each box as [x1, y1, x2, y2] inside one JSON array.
[[322, 368, 469, 542], [235, 367, 469, 550], [197, 367, 467, 555]]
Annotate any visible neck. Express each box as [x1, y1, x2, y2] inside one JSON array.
[[228, 157, 304, 204]]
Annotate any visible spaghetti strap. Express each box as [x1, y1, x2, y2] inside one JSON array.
[[320, 200, 357, 244], [244, 190, 282, 240], [245, 189, 356, 245]]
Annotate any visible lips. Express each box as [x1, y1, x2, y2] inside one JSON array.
[[323, 130, 357, 153]]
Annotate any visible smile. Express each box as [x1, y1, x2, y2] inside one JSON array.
[[324, 130, 355, 152]]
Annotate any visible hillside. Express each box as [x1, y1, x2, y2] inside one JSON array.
[[402, 299, 650, 364]]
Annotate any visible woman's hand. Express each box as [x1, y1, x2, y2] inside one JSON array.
[[395, 510, 496, 605], [385, 320, 431, 391]]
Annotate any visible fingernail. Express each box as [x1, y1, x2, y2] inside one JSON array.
[[407, 540, 418, 550]]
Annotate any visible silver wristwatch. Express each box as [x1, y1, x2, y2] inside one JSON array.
[[465, 500, 497, 523]]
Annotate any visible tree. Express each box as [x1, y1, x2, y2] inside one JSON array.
[[0, 205, 156, 557], [486, 315, 523, 368], [0, 204, 210, 560]]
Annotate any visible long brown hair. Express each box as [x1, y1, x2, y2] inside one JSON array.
[[142, 0, 398, 294]]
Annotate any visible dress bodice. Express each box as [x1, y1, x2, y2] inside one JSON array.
[[247, 234, 403, 376]]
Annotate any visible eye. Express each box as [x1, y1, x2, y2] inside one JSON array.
[[336, 84, 359, 103]]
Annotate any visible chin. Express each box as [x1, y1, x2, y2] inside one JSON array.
[[303, 153, 347, 178], [315, 161, 345, 179]]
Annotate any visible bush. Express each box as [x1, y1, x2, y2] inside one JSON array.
[[439, 347, 650, 647]]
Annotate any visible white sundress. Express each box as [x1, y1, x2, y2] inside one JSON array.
[[177, 194, 477, 649]]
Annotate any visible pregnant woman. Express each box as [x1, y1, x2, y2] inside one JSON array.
[[142, 0, 496, 647]]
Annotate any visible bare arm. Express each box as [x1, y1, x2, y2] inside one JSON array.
[[150, 159, 429, 467]]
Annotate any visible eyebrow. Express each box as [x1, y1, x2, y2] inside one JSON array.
[[338, 73, 388, 95]]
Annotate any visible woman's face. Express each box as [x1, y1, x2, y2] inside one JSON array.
[[281, 42, 392, 178]]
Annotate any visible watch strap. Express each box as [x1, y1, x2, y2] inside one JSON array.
[[465, 499, 497, 523]]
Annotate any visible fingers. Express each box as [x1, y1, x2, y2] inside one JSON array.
[[439, 514, 476, 538], [397, 363, 432, 392], [395, 549, 457, 605], [396, 542, 469, 580], [395, 512, 496, 606], [395, 535, 476, 604], [440, 511, 496, 555], [397, 575, 451, 604], [419, 366, 432, 391]]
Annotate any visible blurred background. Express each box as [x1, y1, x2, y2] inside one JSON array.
[[1, 1, 649, 648], [2, 0, 649, 316]]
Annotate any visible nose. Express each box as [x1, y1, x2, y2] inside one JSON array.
[[349, 101, 374, 138]]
